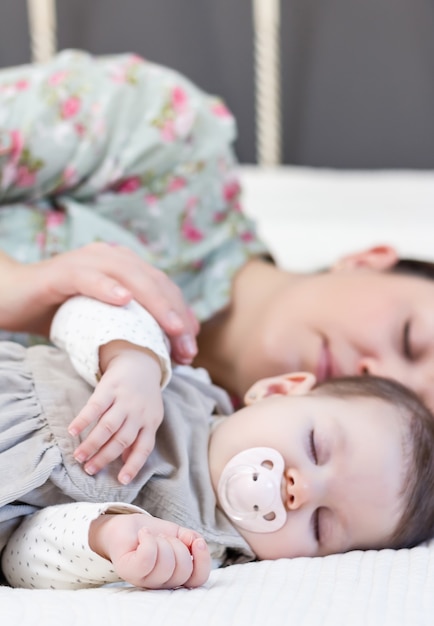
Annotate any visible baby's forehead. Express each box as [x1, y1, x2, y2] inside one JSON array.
[[308, 391, 410, 437]]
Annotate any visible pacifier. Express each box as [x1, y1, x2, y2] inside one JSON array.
[[217, 447, 287, 533]]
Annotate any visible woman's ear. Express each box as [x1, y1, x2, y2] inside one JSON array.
[[244, 372, 317, 405], [332, 245, 398, 272]]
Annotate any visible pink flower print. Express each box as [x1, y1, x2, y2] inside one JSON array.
[[114, 176, 142, 193], [161, 119, 176, 142], [191, 259, 204, 270], [173, 108, 195, 138], [145, 195, 161, 216], [145, 193, 158, 205], [15, 79, 29, 91], [181, 217, 204, 242], [46, 211, 66, 229], [138, 233, 149, 245], [223, 178, 241, 203], [110, 56, 143, 84], [167, 176, 186, 193], [240, 231, 255, 243], [213, 210, 227, 223], [171, 86, 194, 138], [74, 123, 86, 137], [171, 86, 188, 112], [181, 197, 203, 242], [62, 165, 77, 186], [10, 130, 24, 163], [110, 65, 128, 84], [61, 96, 81, 119], [127, 54, 145, 66], [48, 70, 68, 86], [16, 165, 36, 187], [211, 101, 232, 119], [186, 197, 198, 211]]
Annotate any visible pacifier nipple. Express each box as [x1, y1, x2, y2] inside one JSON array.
[[217, 447, 287, 533]]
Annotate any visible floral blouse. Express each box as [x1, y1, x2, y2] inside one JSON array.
[[0, 50, 267, 332]]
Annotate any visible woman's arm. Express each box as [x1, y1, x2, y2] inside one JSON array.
[[0, 244, 198, 363]]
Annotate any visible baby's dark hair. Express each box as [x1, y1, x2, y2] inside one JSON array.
[[312, 375, 434, 550]]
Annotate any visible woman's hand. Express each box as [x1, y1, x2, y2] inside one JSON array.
[[89, 513, 211, 590], [0, 243, 198, 363]]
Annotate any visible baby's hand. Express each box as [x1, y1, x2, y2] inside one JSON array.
[[69, 341, 164, 484], [89, 513, 211, 589]]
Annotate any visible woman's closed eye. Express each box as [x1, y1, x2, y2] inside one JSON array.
[[403, 319, 413, 359]]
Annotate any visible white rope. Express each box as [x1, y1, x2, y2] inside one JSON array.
[[252, 0, 282, 166], [26, 0, 57, 63]]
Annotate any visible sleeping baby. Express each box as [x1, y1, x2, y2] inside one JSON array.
[[1, 297, 434, 590]]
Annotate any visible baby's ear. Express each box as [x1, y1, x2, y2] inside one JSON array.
[[244, 372, 317, 405]]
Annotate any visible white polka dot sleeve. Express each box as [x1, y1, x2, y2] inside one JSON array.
[[50, 296, 172, 388], [1, 502, 146, 589]]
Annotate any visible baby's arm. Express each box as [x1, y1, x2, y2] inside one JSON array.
[[50, 295, 172, 389], [51, 296, 171, 483], [2, 503, 211, 590]]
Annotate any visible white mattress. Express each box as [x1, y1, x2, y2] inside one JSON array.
[[2, 166, 434, 626], [240, 166, 434, 270], [2, 546, 434, 626]]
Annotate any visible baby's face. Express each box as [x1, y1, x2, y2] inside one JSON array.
[[208, 393, 406, 559]]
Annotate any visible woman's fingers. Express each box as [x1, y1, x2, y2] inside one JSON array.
[[46, 243, 199, 363]]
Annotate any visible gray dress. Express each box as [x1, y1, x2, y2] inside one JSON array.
[[0, 342, 253, 562]]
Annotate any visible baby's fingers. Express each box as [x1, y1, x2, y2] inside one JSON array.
[[138, 533, 193, 589], [118, 430, 156, 485], [184, 537, 211, 588], [176, 527, 211, 588], [74, 404, 128, 468], [69, 394, 113, 437]]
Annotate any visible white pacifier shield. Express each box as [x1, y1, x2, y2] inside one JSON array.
[[217, 447, 287, 533]]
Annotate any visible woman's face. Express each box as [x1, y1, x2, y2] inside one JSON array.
[[237, 251, 434, 410]]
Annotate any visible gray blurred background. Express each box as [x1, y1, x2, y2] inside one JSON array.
[[1, 0, 434, 168]]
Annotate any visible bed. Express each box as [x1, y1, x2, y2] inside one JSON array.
[[2, 3, 434, 624], [1, 165, 434, 625]]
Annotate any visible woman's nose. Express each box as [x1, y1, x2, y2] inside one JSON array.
[[357, 356, 380, 376], [358, 355, 405, 382], [284, 468, 310, 510]]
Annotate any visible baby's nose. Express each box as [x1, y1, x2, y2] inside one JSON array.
[[285, 468, 310, 510]]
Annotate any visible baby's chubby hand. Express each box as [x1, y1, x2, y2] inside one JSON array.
[[69, 340, 164, 484], [89, 513, 211, 589]]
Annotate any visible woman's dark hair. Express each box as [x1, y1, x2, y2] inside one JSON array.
[[392, 258, 434, 282]]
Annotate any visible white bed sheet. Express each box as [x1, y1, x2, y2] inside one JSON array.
[[2, 546, 434, 626], [2, 166, 434, 626], [240, 166, 434, 270]]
